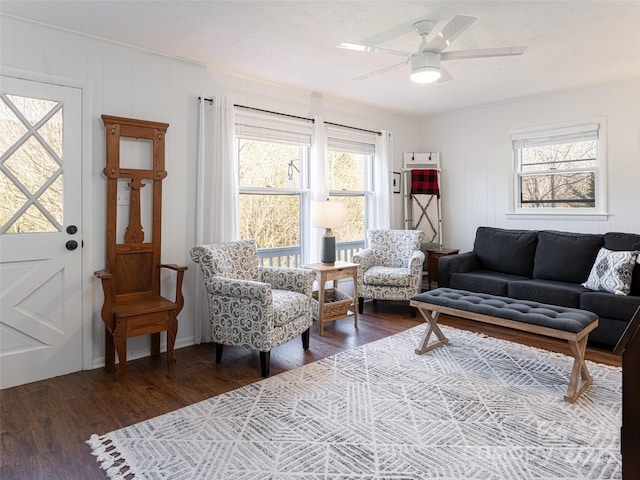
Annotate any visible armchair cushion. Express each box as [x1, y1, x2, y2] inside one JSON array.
[[364, 266, 413, 287], [272, 290, 310, 327]]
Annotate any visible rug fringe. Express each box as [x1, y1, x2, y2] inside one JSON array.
[[87, 434, 135, 480]]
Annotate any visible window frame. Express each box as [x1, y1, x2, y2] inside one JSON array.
[[326, 128, 375, 250], [235, 111, 313, 264], [509, 118, 608, 218]]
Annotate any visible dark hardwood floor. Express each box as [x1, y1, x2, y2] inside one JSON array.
[[0, 302, 620, 480]]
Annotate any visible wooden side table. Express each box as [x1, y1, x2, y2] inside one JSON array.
[[426, 248, 459, 290], [302, 261, 358, 336]]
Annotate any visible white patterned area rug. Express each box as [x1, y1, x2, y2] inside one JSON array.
[[88, 325, 621, 479]]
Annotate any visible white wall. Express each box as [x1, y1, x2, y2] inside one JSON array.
[[419, 77, 640, 253], [0, 16, 422, 369], [7, 14, 635, 372]]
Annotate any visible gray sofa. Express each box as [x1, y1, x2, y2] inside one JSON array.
[[438, 227, 640, 350]]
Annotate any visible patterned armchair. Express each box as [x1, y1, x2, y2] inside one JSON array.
[[190, 240, 315, 377], [353, 229, 425, 313]]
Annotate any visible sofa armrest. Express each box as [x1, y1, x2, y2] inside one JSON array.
[[437, 252, 480, 287]]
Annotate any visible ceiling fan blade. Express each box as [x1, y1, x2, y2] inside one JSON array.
[[438, 65, 453, 83], [360, 15, 434, 46], [425, 15, 477, 53], [338, 42, 409, 58], [441, 46, 527, 61], [354, 60, 408, 80]]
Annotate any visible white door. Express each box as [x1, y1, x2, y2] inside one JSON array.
[[0, 76, 83, 389]]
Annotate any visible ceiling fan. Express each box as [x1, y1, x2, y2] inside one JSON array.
[[339, 15, 526, 84]]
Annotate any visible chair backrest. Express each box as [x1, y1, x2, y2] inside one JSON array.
[[191, 240, 261, 282], [367, 229, 425, 268], [101, 115, 169, 303]]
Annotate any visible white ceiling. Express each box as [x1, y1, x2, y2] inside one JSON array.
[[2, 1, 640, 116]]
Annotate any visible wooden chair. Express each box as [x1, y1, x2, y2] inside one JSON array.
[[95, 115, 187, 381]]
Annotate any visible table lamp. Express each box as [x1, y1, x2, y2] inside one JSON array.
[[311, 200, 345, 264]]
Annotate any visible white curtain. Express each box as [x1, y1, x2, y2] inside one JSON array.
[[195, 96, 238, 343], [370, 130, 393, 230]]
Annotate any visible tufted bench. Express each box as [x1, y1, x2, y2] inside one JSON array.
[[410, 287, 599, 402]]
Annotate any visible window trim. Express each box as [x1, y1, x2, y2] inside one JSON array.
[[236, 112, 312, 262], [327, 132, 375, 243], [508, 117, 608, 217]]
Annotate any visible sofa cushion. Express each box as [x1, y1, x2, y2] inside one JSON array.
[[582, 248, 639, 295], [588, 317, 631, 351], [508, 279, 587, 308], [473, 227, 539, 277], [533, 231, 603, 283], [580, 291, 640, 321], [450, 270, 529, 296], [603, 232, 640, 295]]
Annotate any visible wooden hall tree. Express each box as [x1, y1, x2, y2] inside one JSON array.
[[95, 115, 187, 381]]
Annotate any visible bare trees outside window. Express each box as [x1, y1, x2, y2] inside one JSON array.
[[1, 95, 64, 234]]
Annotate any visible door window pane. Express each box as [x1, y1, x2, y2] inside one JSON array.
[[0, 95, 64, 233]]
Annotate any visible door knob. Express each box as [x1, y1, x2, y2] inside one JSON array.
[[66, 240, 78, 251]]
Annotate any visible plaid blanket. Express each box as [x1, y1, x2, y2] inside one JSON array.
[[411, 169, 439, 198]]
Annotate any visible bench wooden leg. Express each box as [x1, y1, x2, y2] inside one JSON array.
[[564, 335, 592, 403], [415, 309, 449, 355]]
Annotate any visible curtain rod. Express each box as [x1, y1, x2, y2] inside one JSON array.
[[199, 98, 313, 123], [325, 121, 381, 136], [198, 97, 382, 136]]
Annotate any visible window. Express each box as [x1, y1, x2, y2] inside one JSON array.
[[236, 114, 312, 266], [512, 120, 606, 214], [327, 127, 375, 260]]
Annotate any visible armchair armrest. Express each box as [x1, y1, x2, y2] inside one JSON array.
[[208, 276, 271, 303], [160, 264, 188, 313], [437, 251, 479, 287], [94, 269, 113, 330], [160, 263, 188, 272], [353, 248, 376, 285], [353, 248, 376, 269], [408, 250, 426, 275], [94, 269, 112, 280], [260, 266, 315, 296]]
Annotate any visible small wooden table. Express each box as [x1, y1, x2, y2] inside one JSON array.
[[302, 261, 358, 336], [426, 247, 459, 289]]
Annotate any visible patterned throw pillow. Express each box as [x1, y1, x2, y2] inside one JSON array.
[[582, 248, 639, 295]]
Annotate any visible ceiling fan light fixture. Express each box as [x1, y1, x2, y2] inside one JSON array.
[[410, 66, 441, 84], [409, 51, 441, 84]]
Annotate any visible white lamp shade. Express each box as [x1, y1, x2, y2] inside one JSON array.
[[311, 200, 345, 229]]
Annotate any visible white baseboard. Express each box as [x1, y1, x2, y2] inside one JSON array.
[[90, 335, 196, 370]]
